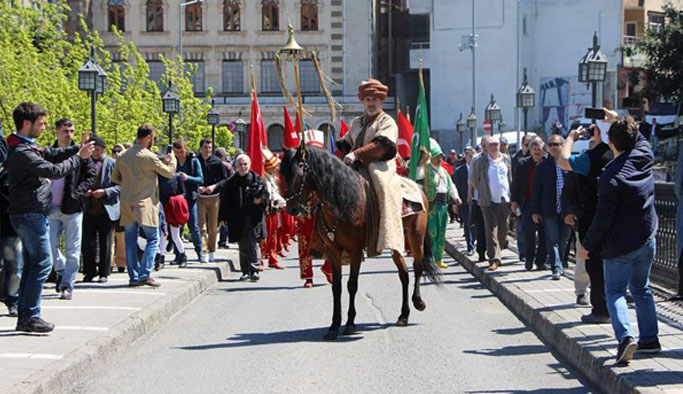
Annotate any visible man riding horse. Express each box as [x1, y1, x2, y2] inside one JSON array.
[[337, 79, 404, 256]]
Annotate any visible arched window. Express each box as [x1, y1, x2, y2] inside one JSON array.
[[146, 0, 163, 32], [185, 2, 202, 31], [301, 0, 318, 31], [262, 0, 279, 31], [107, 0, 125, 32], [224, 1, 240, 31]]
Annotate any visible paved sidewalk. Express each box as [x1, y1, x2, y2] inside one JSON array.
[[444, 224, 683, 394], [0, 246, 239, 394]]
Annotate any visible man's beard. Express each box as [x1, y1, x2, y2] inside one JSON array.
[[365, 106, 380, 116]]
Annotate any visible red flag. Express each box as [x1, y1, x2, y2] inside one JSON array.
[[283, 106, 300, 148], [247, 91, 265, 176], [441, 161, 454, 176], [397, 109, 413, 159], [340, 119, 349, 138]]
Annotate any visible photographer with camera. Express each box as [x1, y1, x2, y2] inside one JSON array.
[[218, 154, 270, 281]]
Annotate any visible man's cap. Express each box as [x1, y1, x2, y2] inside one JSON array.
[[500, 137, 508, 145], [90, 135, 106, 148], [449, 149, 456, 154]]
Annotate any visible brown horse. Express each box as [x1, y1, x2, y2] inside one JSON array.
[[280, 144, 440, 340]]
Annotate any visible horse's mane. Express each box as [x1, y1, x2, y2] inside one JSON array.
[[281, 146, 363, 221]]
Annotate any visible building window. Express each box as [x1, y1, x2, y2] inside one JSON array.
[[301, 0, 318, 31], [648, 12, 664, 33], [266, 124, 285, 152], [147, 60, 165, 87], [300, 60, 320, 93], [224, 0, 240, 31], [260, 60, 281, 93], [146, 0, 163, 32], [186, 60, 205, 94], [107, 0, 125, 32], [222, 60, 243, 94], [262, 0, 279, 31], [186, 2, 202, 31]]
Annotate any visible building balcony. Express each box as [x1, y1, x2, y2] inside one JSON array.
[[623, 35, 641, 46]]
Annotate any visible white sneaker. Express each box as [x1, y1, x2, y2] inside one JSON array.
[[209, 253, 215, 262], [200, 255, 208, 264]]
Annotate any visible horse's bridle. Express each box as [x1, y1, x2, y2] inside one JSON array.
[[285, 159, 318, 216]]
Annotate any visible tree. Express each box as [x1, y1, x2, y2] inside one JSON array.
[[638, 4, 683, 103]]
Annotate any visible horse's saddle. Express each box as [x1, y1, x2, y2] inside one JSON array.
[[399, 177, 425, 217]]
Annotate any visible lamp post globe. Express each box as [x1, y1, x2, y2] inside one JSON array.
[[498, 118, 506, 137], [207, 99, 220, 154], [162, 81, 180, 145], [456, 112, 466, 152], [578, 31, 608, 111], [235, 116, 247, 150], [78, 45, 106, 136], [467, 107, 477, 148], [516, 68, 535, 137], [484, 93, 501, 136]]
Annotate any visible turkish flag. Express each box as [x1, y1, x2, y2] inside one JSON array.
[[283, 106, 300, 148], [247, 91, 265, 176], [441, 161, 454, 176], [397, 109, 413, 159], [340, 119, 349, 138]]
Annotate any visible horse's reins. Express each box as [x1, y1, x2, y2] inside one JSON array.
[[285, 158, 339, 241]]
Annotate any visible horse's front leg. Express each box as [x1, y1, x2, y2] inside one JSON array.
[[325, 257, 343, 340], [343, 255, 362, 335]]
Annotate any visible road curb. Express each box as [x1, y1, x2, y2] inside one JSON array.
[[7, 261, 233, 394], [444, 240, 658, 394]]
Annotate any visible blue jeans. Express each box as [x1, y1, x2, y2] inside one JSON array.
[[521, 202, 547, 267], [460, 203, 475, 252], [48, 207, 83, 290], [124, 222, 159, 284], [10, 213, 52, 321], [604, 238, 659, 343], [543, 214, 570, 274], [0, 237, 23, 308]]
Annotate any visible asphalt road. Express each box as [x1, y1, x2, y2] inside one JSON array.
[[74, 247, 596, 394]]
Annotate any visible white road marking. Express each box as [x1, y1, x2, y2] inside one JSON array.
[[0, 353, 62, 360], [41, 306, 141, 311], [70, 289, 167, 296], [524, 289, 576, 293], [0, 326, 108, 332]]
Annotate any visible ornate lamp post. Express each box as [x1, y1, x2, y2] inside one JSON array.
[[467, 107, 477, 148], [516, 68, 535, 137], [78, 45, 107, 136], [162, 81, 180, 145], [578, 31, 608, 110], [484, 93, 501, 137], [207, 99, 220, 154], [456, 112, 466, 152], [498, 117, 506, 138], [234, 114, 247, 150]]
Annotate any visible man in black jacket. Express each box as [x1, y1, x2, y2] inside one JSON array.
[[219, 154, 269, 281], [510, 137, 547, 271], [48, 119, 97, 300], [6, 102, 93, 333], [453, 147, 475, 254], [578, 116, 659, 364], [197, 137, 228, 262]]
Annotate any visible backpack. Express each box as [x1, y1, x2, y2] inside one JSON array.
[[164, 194, 189, 226]]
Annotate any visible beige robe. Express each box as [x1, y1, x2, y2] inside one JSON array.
[[344, 112, 404, 254]]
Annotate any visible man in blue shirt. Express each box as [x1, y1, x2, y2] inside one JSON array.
[[172, 140, 204, 264]]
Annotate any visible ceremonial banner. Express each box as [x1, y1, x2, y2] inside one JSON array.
[[409, 69, 431, 180], [283, 106, 300, 148], [340, 119, 349, 138], [397, 109, 413, 159], [247, 90, 265, 176]]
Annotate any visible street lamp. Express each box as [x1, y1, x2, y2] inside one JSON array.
[[234, 113, 247, 150], [578, 31, 608, 110], [456, 112, 466, 153], [467, 107, 477, 148], [484, 93, 501, 136], [78, 45, 107, 136], [516, 68, 535, 137], [207, 99, 220, 154], [498, 117, 506, 137], [162, 80, 180, 145]]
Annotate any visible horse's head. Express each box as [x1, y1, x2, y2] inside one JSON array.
[[280, 145, 315, 217]]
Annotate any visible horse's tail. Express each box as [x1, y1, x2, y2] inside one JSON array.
[[422, 231, 443, 286]]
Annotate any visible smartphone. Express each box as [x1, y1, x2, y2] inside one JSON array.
[[166, 144, 173, 154], [584, 107, 605, 120], [81, 132, 90, 144]]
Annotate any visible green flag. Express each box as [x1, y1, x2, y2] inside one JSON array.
[[409, 69, 431, 180]]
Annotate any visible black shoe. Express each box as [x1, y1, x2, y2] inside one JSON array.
[[239, 274, 250, 281], [82, 275, 95, 283], [524, 260, 533, 271], [16, 317, 55, 333], [166, 241, 173, 253], [7, 305, 18, 317], [626, 294, 634, 304], [535, 265, 548, 271], [616, 336, 637, 364], [177, 253, 187, 268], [54, 274, 62, 292], [576, 294, 589, 306], [478, 255, 486, 263], [250, 272, 260, 282], [580, 312, 611, 324], [636, 339, 661, 354], [117, 267, 125, 273]]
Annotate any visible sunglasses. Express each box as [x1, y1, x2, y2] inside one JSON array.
[[112, 150, 122, 154], [547, 142, 562, 147]]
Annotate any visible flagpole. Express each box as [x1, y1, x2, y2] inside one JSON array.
[[418, 58, 429, 192], [250, 64, 256, 94]]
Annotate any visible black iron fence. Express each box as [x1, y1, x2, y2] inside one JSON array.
[[652, 183, 679, 292]]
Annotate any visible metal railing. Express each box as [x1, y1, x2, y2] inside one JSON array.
[[652, 182, 679, 291]]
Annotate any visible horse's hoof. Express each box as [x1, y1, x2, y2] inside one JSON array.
[[396, 317, 409, 327], [324, 330, 338, 340], [413, 298, 426, 311], [343, 325, 357, 335]]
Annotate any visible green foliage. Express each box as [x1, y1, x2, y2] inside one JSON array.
[[637, 4, 683, 103], [0, 1, 221, 153]]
